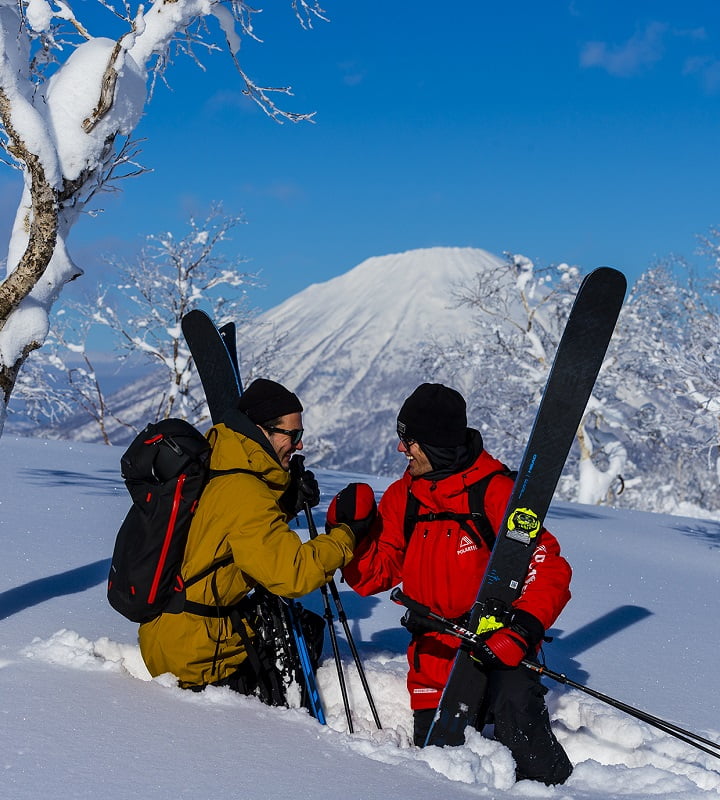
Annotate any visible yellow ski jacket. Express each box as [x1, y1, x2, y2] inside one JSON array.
[[138, 411, 355, 688]]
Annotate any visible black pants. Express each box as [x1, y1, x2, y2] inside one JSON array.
[[204, 659, 258, 695], [413, 666, 572, 786]]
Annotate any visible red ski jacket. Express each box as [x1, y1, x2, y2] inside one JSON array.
[[342, 446, 572, 710]]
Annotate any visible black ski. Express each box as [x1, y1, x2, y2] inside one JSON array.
[[182, 309, 326, 724], [182, 310, 241, 422], [425, 266, 627, 747]]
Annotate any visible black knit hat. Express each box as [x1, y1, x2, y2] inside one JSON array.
[[397, 383, 467, 447], [237, 378, 303, 424]]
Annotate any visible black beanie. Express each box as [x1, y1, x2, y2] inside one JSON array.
[[397, 383, 467, 447], [237, 378, 303, 423]]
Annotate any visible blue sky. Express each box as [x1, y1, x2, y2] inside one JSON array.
[[3, 1, 720, 310]]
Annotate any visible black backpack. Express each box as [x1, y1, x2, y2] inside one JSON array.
[[403, 468, 516, 550], [107, 419, 235, 623], [107, 420, 327, 706]]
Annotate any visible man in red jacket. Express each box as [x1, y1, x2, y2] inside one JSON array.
[[330, 383, 573, 785]]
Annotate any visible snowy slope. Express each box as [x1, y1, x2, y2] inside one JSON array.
[[1, 436, 719, 799]]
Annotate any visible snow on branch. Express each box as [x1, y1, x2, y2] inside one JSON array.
[[292, 0, 328, 29]]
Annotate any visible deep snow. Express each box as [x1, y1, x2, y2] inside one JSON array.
[[1, 435, 719, 799]]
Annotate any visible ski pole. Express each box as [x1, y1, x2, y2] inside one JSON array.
[[301, 500, 353, 731], [521, 661, 720, 760], [304, 501, 382, 730], [322, 557, 383, 730], [321, 586, 353, 730], [390, 588, 720, 760], [312, 539, 354, 732]]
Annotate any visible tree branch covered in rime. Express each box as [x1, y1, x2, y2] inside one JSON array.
[[419, 256, 580, 457], [9, 345, 77, 429], [0, 0, 323, 436]]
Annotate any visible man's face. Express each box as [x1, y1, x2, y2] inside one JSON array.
[[398, 437, 432, 477], [262, 412, 304, 470]]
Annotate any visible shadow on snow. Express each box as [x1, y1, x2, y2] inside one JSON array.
[[0, 558, 111, 620], [546, 604, 652, 684], [668, 520, 720, 549], [19, 467, 121, 496]]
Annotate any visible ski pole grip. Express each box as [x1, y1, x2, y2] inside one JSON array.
[[390, 587, 432, 618], [290, 454, 306, 478]]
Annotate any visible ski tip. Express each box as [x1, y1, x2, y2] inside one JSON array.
[[581, 266, 628, 305], [181, 308, 212, 330], [590, 265, 627, 287]]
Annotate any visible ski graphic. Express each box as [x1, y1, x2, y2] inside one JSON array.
[[425, 266, 627, 747], [218, 321, 243, 394]]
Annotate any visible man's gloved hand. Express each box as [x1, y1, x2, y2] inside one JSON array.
[[472, 609, 544, 670], [326, 482, 377, 545], [295, 469, 320, 510], [284, 455, 321, 515]]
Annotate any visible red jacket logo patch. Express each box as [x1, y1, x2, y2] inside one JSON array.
[[457, 534, 478, 555]]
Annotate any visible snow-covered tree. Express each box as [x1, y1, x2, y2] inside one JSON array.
[[44, 311, 136, 444], [419, 254, 582, 460], [426, 256, 631, 505], [12, 207, 259, 441], [0, 0, 323, 437], [588, 257, 720, 512], [429, 249, 720, 512], [93, 206, 258, 421], [9, 337, 75, 429]]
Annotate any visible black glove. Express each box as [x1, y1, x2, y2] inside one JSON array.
[[325, 482, 377, 545], [283, 455, 321, 515]]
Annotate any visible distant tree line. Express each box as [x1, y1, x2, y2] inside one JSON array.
[[11, 208, 260, 444]]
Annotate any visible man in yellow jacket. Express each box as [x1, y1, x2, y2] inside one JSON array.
[[139, 379, 363, 696]]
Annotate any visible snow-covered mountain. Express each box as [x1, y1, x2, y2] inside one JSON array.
[[39, 247, 506, 473], [243, 247, 505, 473]]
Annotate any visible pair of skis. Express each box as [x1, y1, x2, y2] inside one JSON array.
[[181, 311, 325, 723]]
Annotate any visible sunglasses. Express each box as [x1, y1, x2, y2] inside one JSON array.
[[397, 428, 416, 449], [263, 426, 304, 446]]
